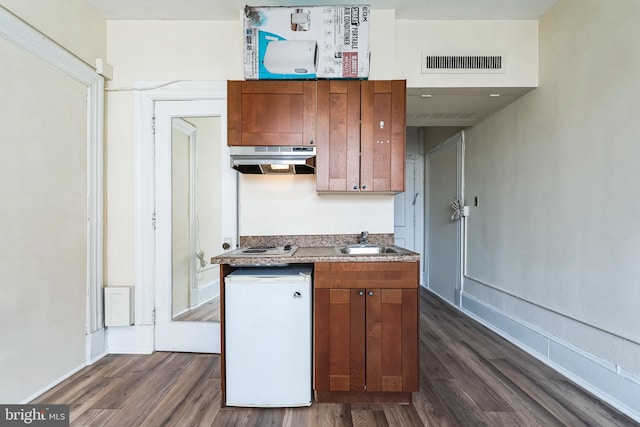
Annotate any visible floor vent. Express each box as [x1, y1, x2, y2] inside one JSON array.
[[422, 53, 505, 74]]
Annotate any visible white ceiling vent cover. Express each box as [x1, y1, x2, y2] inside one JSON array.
[[421, 52, 505, 74]]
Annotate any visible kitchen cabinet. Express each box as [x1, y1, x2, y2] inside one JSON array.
[[314, 261, 419, 403], [316, 80, 406, 193], [227, 80, 317, 146]]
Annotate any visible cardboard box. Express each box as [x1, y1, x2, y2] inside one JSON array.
[[243, 5, 370, 80]]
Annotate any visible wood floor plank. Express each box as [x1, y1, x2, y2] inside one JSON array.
[[382, 403, 425, 427], [550, 377, 637, 427], [101, 352, 198, 427], [412, 380, 459, 427], [427, 378, 493, 427], [283, 405, 318, 427], [70, 408, 117, 426], [452, 343, 563, 427], [489, 358, 591, 426], [316, 403, 354, 427], [183, 377, 222, 427], [483, 411, 526, 427], [423, 317, 514, 412], [139, 356, 218, 427], [212, 407, 286, 427]]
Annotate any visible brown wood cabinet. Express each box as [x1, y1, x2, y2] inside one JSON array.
[[316, 80, 406, 193], [314, 262, 419, 403], [227, 80, 317, 146]]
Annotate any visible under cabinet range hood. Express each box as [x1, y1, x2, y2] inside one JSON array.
[[230, 146, 316, 174]]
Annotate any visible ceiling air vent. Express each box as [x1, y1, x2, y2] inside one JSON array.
[[421, 53, 505, 74]]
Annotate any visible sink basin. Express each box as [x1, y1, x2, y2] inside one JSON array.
[[335, 245, 401, 255]]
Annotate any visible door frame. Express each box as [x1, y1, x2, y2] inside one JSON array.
[[131, 81, 233, 353], [424, 131, 465, 306], [170, 118, 199, 308], [394, 127, 425, 284]]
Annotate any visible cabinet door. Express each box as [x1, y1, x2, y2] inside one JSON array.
[[227, 80, 316, 146], [365, 288, 418, 392], [315, 288, 366, 391], [360, 80, 406, 192], [316, 80, 361, 192]]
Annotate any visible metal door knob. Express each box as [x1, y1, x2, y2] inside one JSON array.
[[222, 242, 231, 250], [368, 291, 374, 296]]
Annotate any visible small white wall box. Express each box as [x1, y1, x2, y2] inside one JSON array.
[[104, 286, 134, 326], [243, 5, 370, 79]]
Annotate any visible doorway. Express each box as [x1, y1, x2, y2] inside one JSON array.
[[132, 82, 237, 355]]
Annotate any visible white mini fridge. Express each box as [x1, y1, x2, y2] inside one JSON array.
[[224, 265, 313, 407]]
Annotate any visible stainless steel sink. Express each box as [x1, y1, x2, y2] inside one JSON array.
[[335, 245, 402, 255]]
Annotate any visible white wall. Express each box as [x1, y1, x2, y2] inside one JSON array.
[[462, 0, 640, 416], [1, 0, 106, 65], [0, 2, 106, 403], [394, 19, 538, 87]]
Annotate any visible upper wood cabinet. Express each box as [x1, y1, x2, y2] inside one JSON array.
[[316, 80, 361, 192], [227, 80, 317, 146], [316, 80, 406, 193]]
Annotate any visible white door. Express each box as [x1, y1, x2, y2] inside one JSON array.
[[154, 99, 237, 352], [426, 132, 464, 305]]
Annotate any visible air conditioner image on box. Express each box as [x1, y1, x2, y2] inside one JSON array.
[[262, 40, 318, 74]]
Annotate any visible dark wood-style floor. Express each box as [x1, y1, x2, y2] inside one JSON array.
[[33, 288, 638, 426], [174, 297, 220, 322]]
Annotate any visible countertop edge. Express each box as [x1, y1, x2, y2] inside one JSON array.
[[211, 246, 420, 265]]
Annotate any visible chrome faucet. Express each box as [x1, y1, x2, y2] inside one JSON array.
[[358, 231, 369, 245]]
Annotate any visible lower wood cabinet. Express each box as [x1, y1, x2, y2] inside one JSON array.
[[313, 262, 419, 403]]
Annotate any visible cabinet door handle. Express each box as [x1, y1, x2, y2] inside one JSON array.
[[293, 292, 302, 298], [353, 185, 359, 190], [358, 290, 364, 296], [368, 291, 374, 296], [362, 184, 367, 190], [309, 139, 314, 145]]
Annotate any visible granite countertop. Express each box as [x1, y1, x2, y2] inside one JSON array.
[[211, 234, 420, 265]]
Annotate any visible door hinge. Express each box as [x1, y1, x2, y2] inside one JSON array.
[[151, 116, 156, 135], [152, 307, 156, 325], [151, 212, 156, 230]]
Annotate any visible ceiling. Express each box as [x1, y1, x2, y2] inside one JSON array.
[[86, 0, 557, 127], [87, 0, 557, 21]]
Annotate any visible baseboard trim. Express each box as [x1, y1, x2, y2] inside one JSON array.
[[86, 328, 107, 363], [459, 292, 640, 424], [106, 324, 154, 354], [20, 362, 87, 404], [196, 281, 216, 305]]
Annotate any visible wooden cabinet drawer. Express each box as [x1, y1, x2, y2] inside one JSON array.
[[314, 262, 419, 289]]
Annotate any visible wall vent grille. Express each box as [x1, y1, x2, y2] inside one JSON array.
[[422, 53, 505, 74]]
